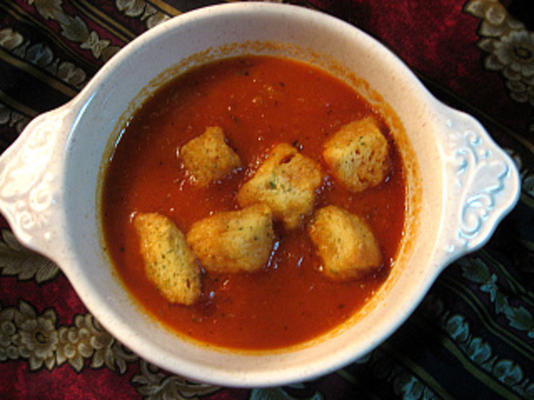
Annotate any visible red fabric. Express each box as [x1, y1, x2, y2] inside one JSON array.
[[310, 0, 531, 135]]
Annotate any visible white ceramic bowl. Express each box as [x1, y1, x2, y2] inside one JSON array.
[[0, 2, 520, 387]]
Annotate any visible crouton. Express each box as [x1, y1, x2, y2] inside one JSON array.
[[237, 143, 323, 230], [187, 204, 275, 273], [134, 212, 201, 305], [323, 117, 390, 192], [180, 126, 241, 187], [308, 205, 382, 280]]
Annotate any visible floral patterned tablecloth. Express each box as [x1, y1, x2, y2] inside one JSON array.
[[0, 0, 533, 399]]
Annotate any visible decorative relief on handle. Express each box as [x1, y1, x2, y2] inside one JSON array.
[[444, 118, 514, 255], [0, 108, 69, 243]]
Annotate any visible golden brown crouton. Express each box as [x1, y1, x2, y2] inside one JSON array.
[[237, 143, 323, 230], [187, 204, 275, 274], [134, 213, 201, 305], [180, 126, 241, 187], [323, 117, 390, 193], [308, 205, 382, 280]]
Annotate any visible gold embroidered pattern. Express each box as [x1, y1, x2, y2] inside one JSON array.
[[132, 360, 220, 400], [0, 229, 59, 283], [0, 104, 31, 141], [115, 0, 172, 30], [0, 26, 87, 90], [0, 300, 220, 397], [25, 0, 121, 63], [465, 0, 534, 106]]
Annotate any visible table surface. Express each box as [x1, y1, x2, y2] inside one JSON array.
[[0, 0, 533, 399]]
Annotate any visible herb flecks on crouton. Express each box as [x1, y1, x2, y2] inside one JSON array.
[[187, 204, 275, 273], [237, 143, 323, 230], [323, 117, 390, 193], [308, 205, 382, 281], [180, 126, 241, 187], [134, 212, 201, 305]]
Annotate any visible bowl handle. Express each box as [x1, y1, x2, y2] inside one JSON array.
[[0, 103, 77, 257], [435, 104, 521, 266]]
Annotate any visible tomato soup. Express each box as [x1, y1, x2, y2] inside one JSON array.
[[102, 56, 405, 350]]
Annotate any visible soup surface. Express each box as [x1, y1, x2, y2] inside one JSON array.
[[102, 55, 405, 350]]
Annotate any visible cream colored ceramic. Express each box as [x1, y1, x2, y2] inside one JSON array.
[[0, 3, 520, 387]]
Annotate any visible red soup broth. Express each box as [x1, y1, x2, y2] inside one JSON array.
[[102, 55, 405, 350]]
